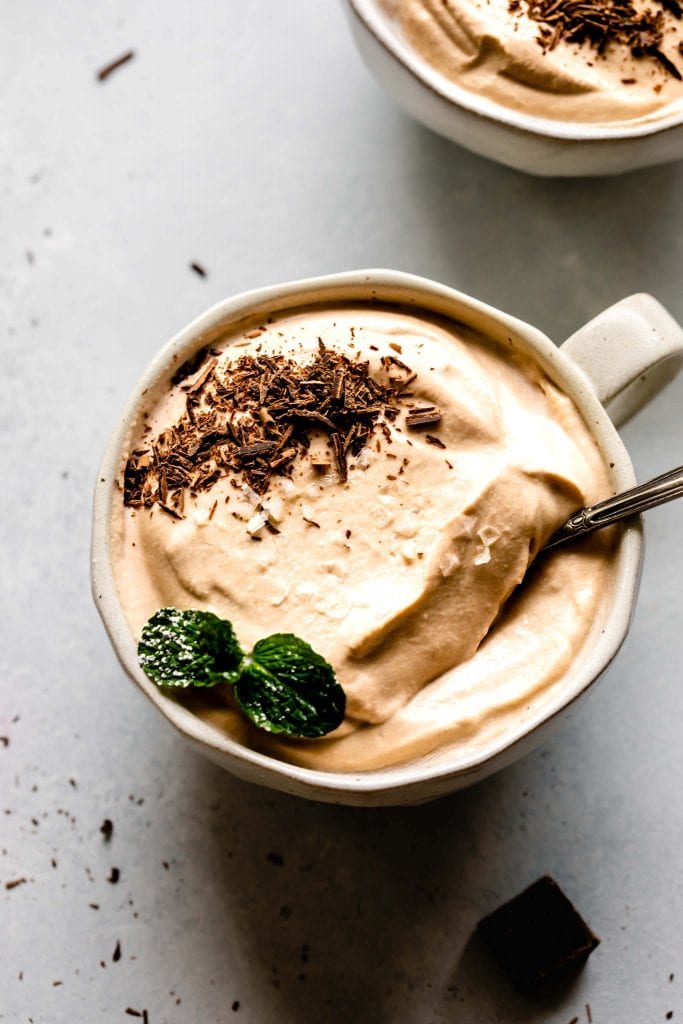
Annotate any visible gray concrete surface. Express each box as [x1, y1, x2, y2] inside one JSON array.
[[2, 2, 682, 1021]]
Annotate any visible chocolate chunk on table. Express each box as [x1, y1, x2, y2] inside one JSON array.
[[476, 875, 600, 990]]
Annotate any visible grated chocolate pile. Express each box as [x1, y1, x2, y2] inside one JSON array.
[[123, 339, 429, 518]]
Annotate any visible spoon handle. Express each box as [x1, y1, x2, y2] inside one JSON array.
[[544, 464, 683, 551]]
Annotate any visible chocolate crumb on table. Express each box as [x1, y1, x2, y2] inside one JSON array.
[[190, 261, 207, 278], [107, 866, 120, 884], [96, 50, 135, 82], [476, 875, 600, 990], [5, 878, 27, 890], [99, 817, 113, 841], [112, 940, 122, 963]]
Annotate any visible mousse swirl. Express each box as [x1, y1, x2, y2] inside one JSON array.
[[112, 303, 616, 771]]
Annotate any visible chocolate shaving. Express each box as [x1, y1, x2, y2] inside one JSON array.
[[237, 441, 278, 459], [331, 433, 347, 483], [124, 343, 416, 507], [171, 347, 219, 386], [406, 408, 443, 429], [659, 0, 682, 18], [425, 434, 447, 449], [510, 0, 682, 78], [396, 371, 417, 393], [269, 447, 297, 470], [274, 424, 294, 451], [183, 358, 217, 393], [651, 45, 683, 77], [333, 369, 346, 401], [159, 503, 183, 520], [293, 409, 339, 432]]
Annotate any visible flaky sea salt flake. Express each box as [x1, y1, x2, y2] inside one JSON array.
[[246, 511, 268, 534], [371, 505, 394, 528], [478, 525, 500, 546], [439, 552, 461, 577], [262, 495, 284, 523], [474, 544, 492, 566]]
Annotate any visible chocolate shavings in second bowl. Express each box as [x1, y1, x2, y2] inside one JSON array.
[[509, 0, 682, 79]]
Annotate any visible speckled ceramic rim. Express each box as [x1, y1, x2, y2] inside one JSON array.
[[347, 0, 683, 143], [92, 270, 641, 802]]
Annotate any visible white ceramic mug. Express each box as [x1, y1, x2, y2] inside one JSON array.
[[343, 0, 683, 177], [91, 270, 683, 805]]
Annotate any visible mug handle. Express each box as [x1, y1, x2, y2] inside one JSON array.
[[560, 294, 683, 428]]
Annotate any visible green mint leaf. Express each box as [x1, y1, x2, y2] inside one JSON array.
[[234, 633, 345, 738], [138, 608, 243, 689]]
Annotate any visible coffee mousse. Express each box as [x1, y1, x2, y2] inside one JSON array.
[[112, 302, 616, 772], [382, 0, 683, 123]]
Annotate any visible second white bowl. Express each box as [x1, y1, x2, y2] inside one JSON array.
[[343, 0, 683, 177]]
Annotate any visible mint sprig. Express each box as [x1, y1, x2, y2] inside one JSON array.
[[139, 608, 243, 688], [138, 608, 345, 739], [235, 634, 346, 738]]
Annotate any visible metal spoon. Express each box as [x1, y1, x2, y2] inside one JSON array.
[[544, 464, 683, 551]]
